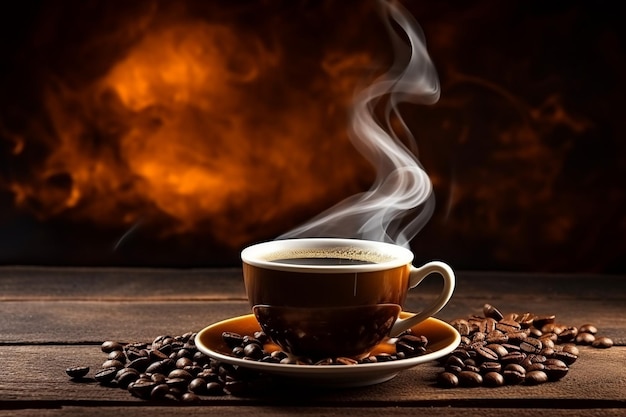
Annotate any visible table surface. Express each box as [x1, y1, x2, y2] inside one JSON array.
[[1, 266, 625, 416]]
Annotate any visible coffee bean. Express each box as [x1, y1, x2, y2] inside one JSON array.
[[479, 361, 501, 374], [532, 315, 556, 330], [557, 327, 578, 343], [66, 366, 90, 379], [579, 324, 598, 334], [188, 377, 208, 395], [243, 343, 264, 360], [575, 332, 595, 345], [520, 338, 542, 354], [127, 357, 150, 372], [94, 367, 118, 384], [592, 336, 614, 349], [150, 383, 170, 400], [450, 319, 471, 336], [503, 364, 526, 385], [483, 304, 504, 321], [496, 319, 522, 333], [221, 332, 244, 349], [458, 370, 483, 387], [116, 368, 140, 389], [206, 381, 225, 395], [101, 341, 123, 353], [475, 346, 499, 362], [525, 370, 548, 385], [101, 359, 124, 370], [483, 371, 504, 387], [107, 350, 127, 363], [544, 359, 569, 381], [168, 369, 193, 381], [129, 379, 158, 400], [437, 372, 459, 388]]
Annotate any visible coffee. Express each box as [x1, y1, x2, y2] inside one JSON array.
[[271, 257, 375, 266]]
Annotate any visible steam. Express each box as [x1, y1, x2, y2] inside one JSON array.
[[279, 0, 440, 248]]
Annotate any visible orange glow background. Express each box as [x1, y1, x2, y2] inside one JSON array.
[[0, 1, 624, 272]]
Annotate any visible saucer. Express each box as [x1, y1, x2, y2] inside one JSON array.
[[195, 312, 460, 388]]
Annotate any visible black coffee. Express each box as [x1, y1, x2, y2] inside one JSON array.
[[271, 257, 374, 266]]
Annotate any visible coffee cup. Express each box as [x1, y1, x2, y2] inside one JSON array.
[[241, 238, 455, 359]]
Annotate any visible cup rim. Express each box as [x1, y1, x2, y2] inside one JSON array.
[[241, 238, 414, 273]]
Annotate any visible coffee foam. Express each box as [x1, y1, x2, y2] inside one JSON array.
[[261, 247, 395, 264]]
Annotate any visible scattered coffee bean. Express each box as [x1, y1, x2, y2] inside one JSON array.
[[94, 367, 118, 384], [592, 336, 614, 349], [65, 366, 90, 379]]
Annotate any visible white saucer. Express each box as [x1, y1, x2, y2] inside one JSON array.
[[195, 312, 460, 388]]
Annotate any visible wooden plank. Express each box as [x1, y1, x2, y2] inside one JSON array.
[[1, 267, 625, 301], [1, 299, 624, 344], [0, 346, 626, 407], [0, 346, 625, 407], [2, 408, 626, 417]]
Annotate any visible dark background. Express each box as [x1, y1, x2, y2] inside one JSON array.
[[1, 0, 624, 273]]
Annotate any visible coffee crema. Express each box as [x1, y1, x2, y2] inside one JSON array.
[[270, 257, 375, 266], [260, 247, 395, 265]]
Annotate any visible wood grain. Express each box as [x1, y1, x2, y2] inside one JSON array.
[[0, 266, 625, 415]]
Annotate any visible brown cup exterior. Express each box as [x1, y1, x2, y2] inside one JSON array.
[[243, 262, 412, 359]]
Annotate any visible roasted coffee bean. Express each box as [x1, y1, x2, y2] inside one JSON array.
[[532, 315, 555, 329], [206, 381, 225, 395], [475, 346, 499, 362], [496, 319, 521, 333], [485, 343, 508, 358], [336, 357, 359, 365], [221, 332, 244, 349], [129, 379, 158, 400], [557, 327, 578, 343], [243, 343, 264, 360], [108, 350, 127, 363], [520, 338, 542, 354], [450, 319, 471, 336], [479, 361, 501, 374], [181, 392, 201, 403], [437, 372, 459, 388], [485, 330, 508, 344], [101, 341, 123, 353], [503, 363, 526, 385], [575, 332, 595, 345], [483, 304, 504, 321], [526, 362, 546, 372], [150, 383, 170, 400], [525, 370, 548, 385], [458, 370, 483, 387], [579, 324, 598, 335], [483, 371, 505, 387], [151, 373, 167, 384], [188, 377, 208, 395], [168, 369, 193, 381], [554, 350, 578, 365], [500, 351, 526, 365], [66, 366, 90, 379], [165, 377, 189, 391], [543, 359, 569, 381], [116, 368, 140, 389], [101, 359, 124, 370], [175, 357, 193, 369], [94, 367, 118, 384], [127, 357, 150, 372], [592, 336, 614, 349]]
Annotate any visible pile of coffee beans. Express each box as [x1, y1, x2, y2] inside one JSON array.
[[436, 304, 614, 388], [221, 329, 429, 365], [65, 329, 430, 401], [66, 332, 271, 402]]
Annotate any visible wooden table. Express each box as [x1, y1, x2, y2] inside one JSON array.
[[1, 267, 625, 416]]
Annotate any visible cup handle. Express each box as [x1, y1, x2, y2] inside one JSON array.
[[388, 261, 455, 337]]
